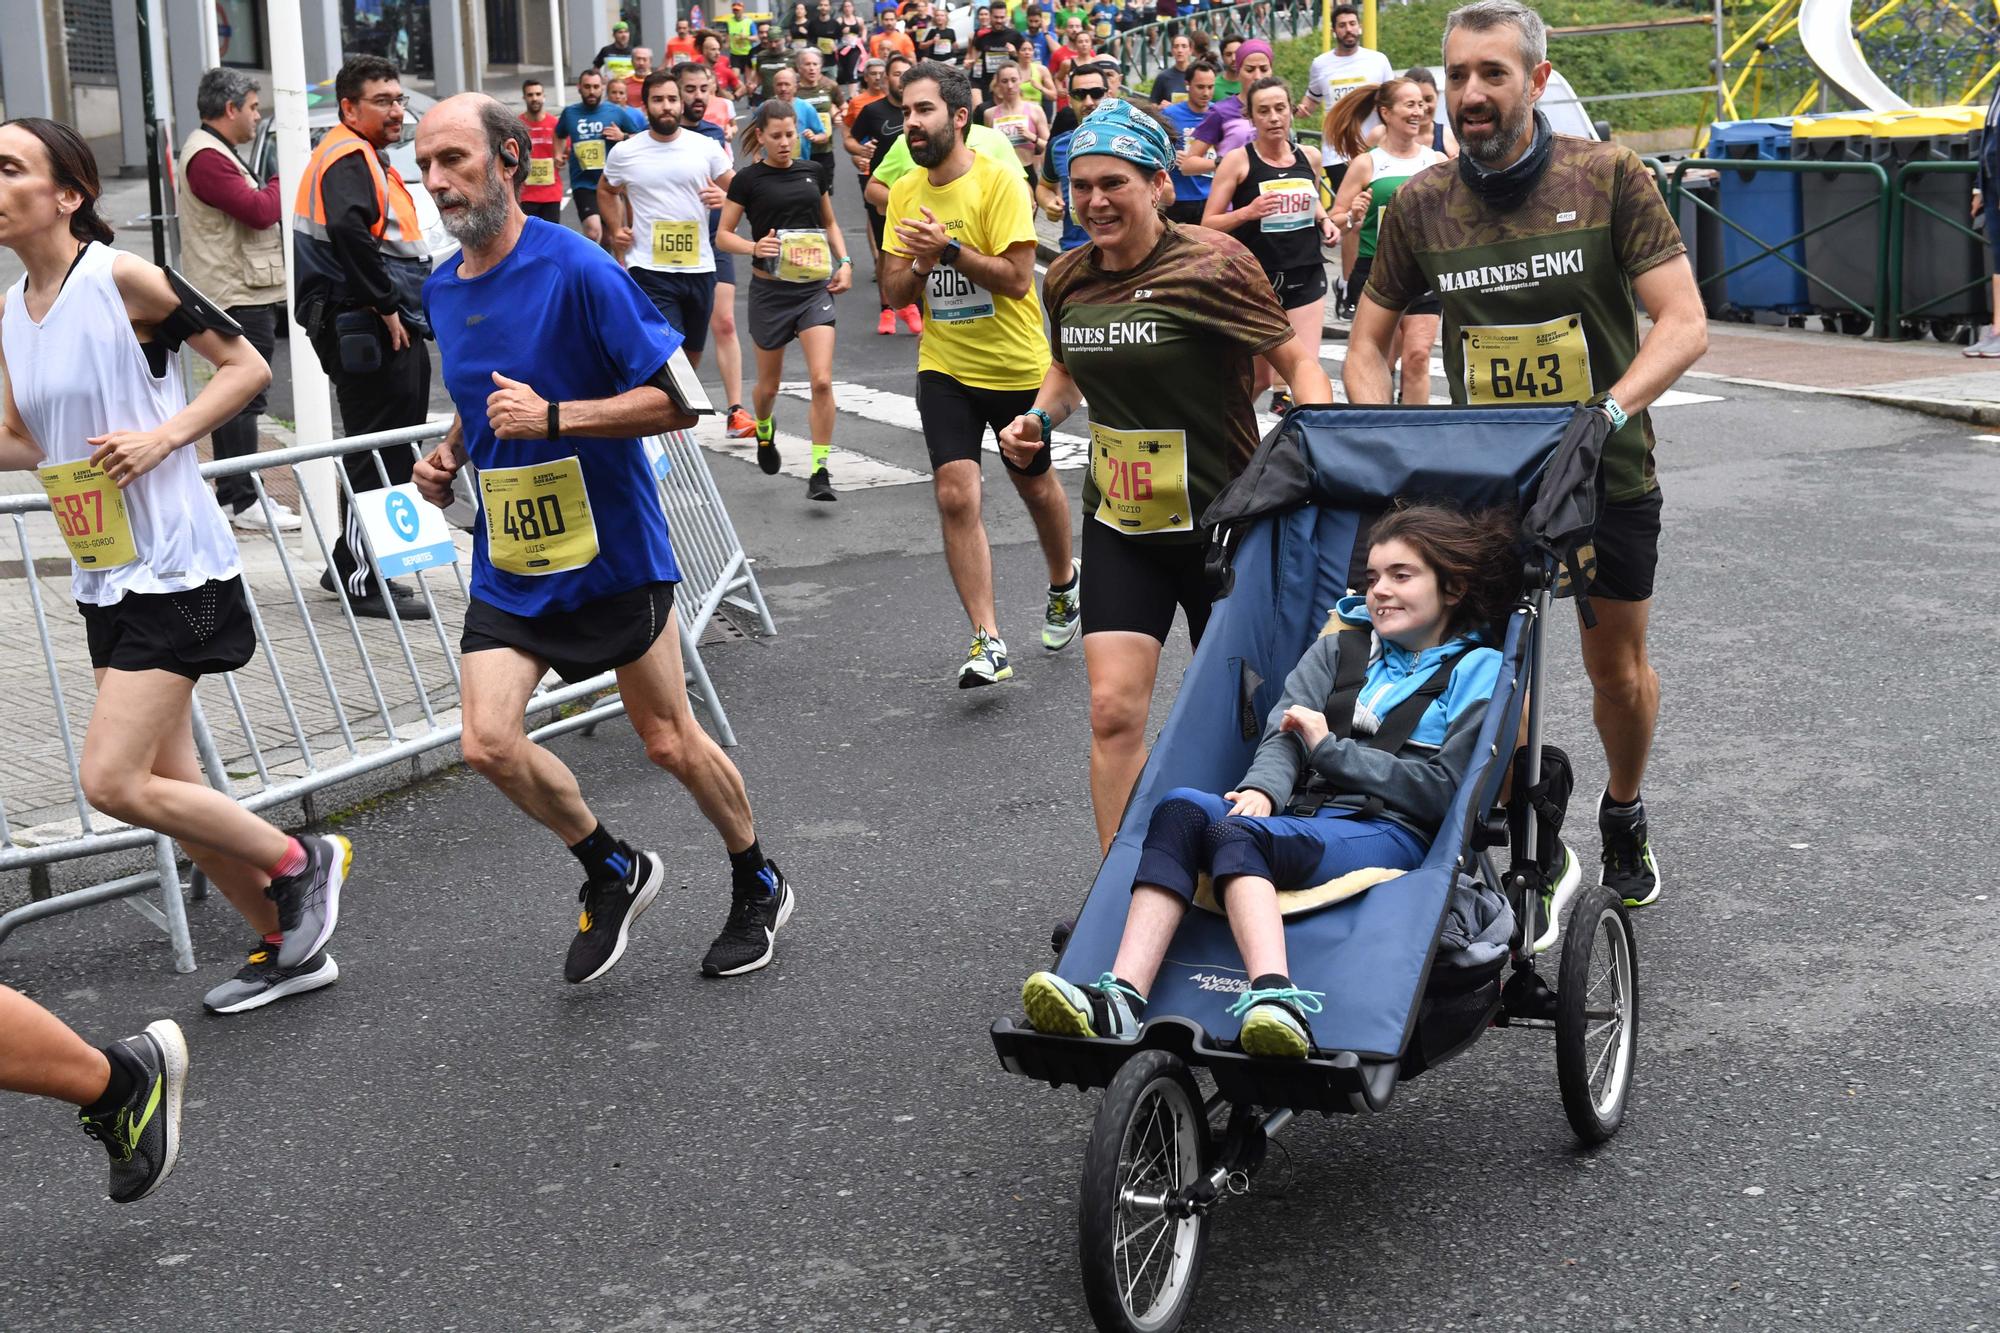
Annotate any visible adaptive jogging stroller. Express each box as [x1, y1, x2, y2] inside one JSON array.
[[990, 404, 1638, 1333]]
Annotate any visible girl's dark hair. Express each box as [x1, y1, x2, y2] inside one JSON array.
[[1404, 65, 1438, 89], [1365, 503, 1520, 640], [1321, 75, 1421, 161], [2, 118, 114, 245], [739, 97, 799, 154]]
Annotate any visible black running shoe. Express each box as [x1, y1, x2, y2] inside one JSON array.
[[202, 943, 340, 1014], [79, 1020, 188, 1204], [701, 863, 795, 977], [565, 849, 665, 984], [1599, 794, 1662, 907], [266, 834, 350, 969], [807, 467, 837, 502]]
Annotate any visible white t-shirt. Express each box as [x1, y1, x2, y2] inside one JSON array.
[[601, 129, 735, 273], [1308, 46, 1396, 163]]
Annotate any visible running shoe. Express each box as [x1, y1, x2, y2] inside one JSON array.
[[266, 834, 350, 969], [876, 307, 896, 335], [807, 467, 838, 502], [725, 405, 757, 438], [202, 943, 340, 1014], [957, 628, 1012, 688], [566, 849, 666, 984], [79, 1019, 187, 1204], [1269, 390, 1295, 416], [898, 304, 924, 335], [754, 418, 781, 475], [1530, 839, 1582, 955], [230, 501, 303, 532], [1042, 558, 1081, 651], [701, 862, 795, 977], [1021, 971, 1142, 1039], [1229, 984, 1324, 1059], [1965, 329, 2000, 358], [1599, 794, 1662, 908]]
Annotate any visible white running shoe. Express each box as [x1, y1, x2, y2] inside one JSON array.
[[231, 501, 303, 532]]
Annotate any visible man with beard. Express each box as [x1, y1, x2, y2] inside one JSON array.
[[411, 95, 798, 982], [1345, 0, 1707, 914], [519, 79, 565, 224], [879, 62, 1076, 689], [600, 72, 736, 375], [675, 60, 759, 439], [555, 69, 634, 243]]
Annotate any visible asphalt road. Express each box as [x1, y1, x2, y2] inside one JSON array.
[[3, 176, 1998, 1332]]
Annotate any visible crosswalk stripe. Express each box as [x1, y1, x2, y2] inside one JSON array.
[[688, 415, 930, 490], [781, 380, 1091, 470]]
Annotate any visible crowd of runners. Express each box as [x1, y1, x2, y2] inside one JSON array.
[[0, 0, 1706, 1210]]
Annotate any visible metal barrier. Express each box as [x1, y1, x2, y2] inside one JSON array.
[[0, 421, 773, 972], [1885, 158, 1988, 328]]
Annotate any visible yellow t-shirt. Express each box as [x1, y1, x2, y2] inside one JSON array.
[[884, 151, 1049, 392]]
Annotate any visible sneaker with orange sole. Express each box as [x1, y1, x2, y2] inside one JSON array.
[[876, 307, 896, 335]]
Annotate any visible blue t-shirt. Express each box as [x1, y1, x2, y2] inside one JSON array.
[[1160, 100, 1211, 203], [791, 97, 828, 159], [422, 220, 684, 615], [689, 118, 731, 241], [1042, 130, 1088, 251], [555, 102, 644, 188]]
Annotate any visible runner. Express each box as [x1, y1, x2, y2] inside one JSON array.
[[717, 99, 854, 501], [794, 49, 847, 157], [1403, 66, 1461, 158], [1014, 40, 1060, 108], [1326, 76, 1446, 405], [1202, 76, 1338, 413], [555, 68, 635, 244], [977, 62, 1049, 175], [699, 31, 748, 107], [0, 116, 350, 1012], [725, 1, 760, 80], [966, 10, 1025, 107], [995, 98, 1332, 850], [0, 989, 186, 1203], [1344, 0, 1708, 908], [674, 60, 760, 438], [411, 95, 798, 980], [1185, 37, 1272, 165], [600, 71, 736, 384], [842, 56, 893, 280], [1036, 62, 1110, 253], [754, 25, 796, 102], [852, 54, 925, 332], [879, 61, 1076, 687], [519, 79, 565, 224], [1300, 3, 1394, 127], [1160, 58, 1217, 223], [771, 66, 833, 160], [1149, 33, 1196, 102]]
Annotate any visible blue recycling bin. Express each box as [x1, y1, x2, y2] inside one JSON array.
[[1709, 117, 1811, 313]]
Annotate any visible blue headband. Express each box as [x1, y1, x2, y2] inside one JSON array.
[[1067, 98, 1174, 173]]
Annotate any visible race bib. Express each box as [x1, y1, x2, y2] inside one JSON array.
[[818, 35, 837, 52], [527, 156, 556, 186], [1093, 18, 1113, 36], [992, 113, 1031, 145], [1324, 75, 1365, 103], [1091, 424, 1191, 535], [1258, 176, 1315, 233], [776, 228, 832, 282], [604, 56, 635, 80], [925, 263, 993, 322], [650, 219, 702, 267], [983, 48, 1011, 75], [933, 38, 954, 55], [1462, 315, 1592, 405], [39, 461, 137, 569], [574, 138, 606, 171], [479, 457, 600, 576]]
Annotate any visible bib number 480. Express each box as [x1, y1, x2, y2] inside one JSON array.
[[1485, 353, 1565, 400], [499, 494, 568, 543]]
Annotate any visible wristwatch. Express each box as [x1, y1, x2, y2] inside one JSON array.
[[1599, 394, 1629, 431], [943, 238, 963, 266]]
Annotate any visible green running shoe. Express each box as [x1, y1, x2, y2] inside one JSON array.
[[1229, 984, 1324, 1059]]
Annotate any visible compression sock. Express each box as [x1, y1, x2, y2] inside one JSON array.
[[569, 824, 636, 883], [82, 1041, 144, 1117], [811, 443, 831, 471], [265, 837, 308, 881], [755, 415, 775, 442], [729, 840, 775, 895]]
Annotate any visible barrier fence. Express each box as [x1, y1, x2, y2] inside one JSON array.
[[0, 423, 773, 973], [1105, 0, 1322, 86]]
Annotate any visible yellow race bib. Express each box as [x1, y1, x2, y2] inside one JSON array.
[[650, 219, 702, 267], [479, 457, 600, 576], [1091, 424, 1191, 536], [40, 461, 138, 569], [776, 229, 832, 283], [574, 138, 606, 171], [818, 35, 837, 52], [527, 156, 556, 187], [1258, 177, 1316, 233], [1462, 315, 1592, 405]]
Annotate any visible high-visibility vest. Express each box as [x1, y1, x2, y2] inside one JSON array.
[[290, 122, 432, 331]]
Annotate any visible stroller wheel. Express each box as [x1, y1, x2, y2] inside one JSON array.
[[1079, 1050, 1212, 1333], [1555, 884, 1639, 1144]]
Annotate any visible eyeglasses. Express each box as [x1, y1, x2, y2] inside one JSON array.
[[362, 94, 410, 109], [1074, 87, 1106, 100]]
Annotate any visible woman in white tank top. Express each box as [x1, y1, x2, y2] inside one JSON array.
[[0, 118, 352, 1012]]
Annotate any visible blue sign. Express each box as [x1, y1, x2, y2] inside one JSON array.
[[357, 483, 460, 580]]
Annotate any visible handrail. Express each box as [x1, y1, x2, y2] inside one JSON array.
[[1886, 158, 1987, 324]]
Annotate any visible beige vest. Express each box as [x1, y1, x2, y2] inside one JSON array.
[[174, 128, 285, 310]]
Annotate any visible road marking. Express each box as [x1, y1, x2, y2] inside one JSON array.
[[1974, 434, 2000, 443], [688, 415, 929, 490], [781, 381, 1091, 469]]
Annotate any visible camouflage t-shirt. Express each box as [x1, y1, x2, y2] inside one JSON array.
[[1044, 222, 1292, 544], [1366, 136, 1685, 502]]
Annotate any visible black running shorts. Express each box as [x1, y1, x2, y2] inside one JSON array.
[[523, 201, 564, 225], [915, 370, 1048, 476], [461, 581, 678, 684], [1080, 519, 1213, 646], [79, 576, 257, 680], [1267, 261, 1328, 311], [1586, 487, 1663, 604], [571, 186, 601, 221]]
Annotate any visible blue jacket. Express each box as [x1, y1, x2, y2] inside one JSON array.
[[1237, 595, 1503, 840]]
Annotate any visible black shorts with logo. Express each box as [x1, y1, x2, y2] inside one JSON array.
[[461, 581, 678, 684], [80, 576, 257, 680], [571, 186, 601, 221], [1587, 487, 1663, 603], [915, 370, 1050, 476]]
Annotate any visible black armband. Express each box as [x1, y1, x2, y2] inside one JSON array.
[[156, 267, 246, 352]]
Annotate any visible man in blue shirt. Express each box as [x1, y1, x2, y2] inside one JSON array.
[[770, 66, 831, 159], [1159, 59, 1216, 224], [554, 68, 636, 245], [411, 94, 798, 984], [1036, 65, 1108, 251]]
